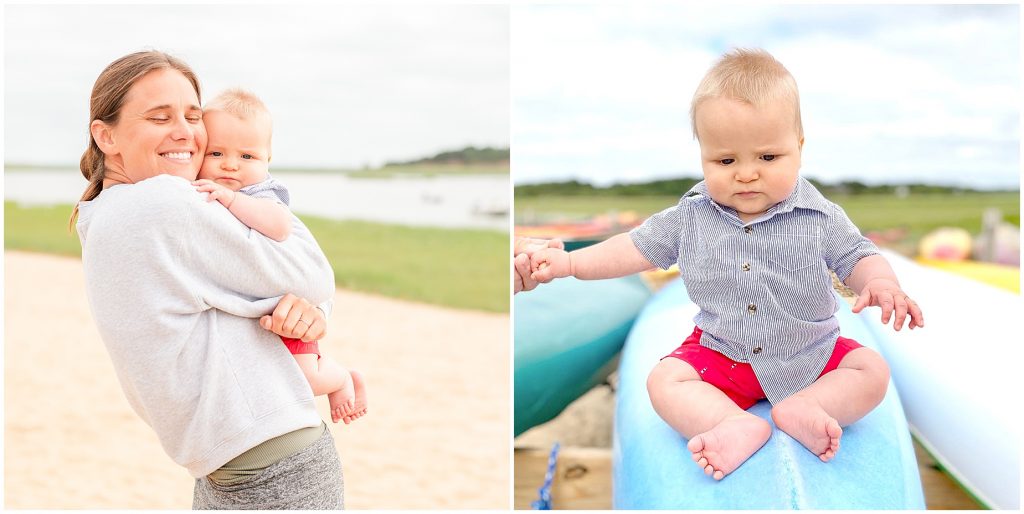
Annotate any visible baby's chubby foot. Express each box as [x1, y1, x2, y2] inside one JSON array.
[[771, 395, 842, 462], [687, 413, 772, 480], [340, 370, 368, 425], [327, 387, 355, 424]]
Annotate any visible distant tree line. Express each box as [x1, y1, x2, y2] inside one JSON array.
[[515, 177, 1007, 197], [386, 146, 510, 166]]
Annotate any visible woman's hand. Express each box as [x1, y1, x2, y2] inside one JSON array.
[[260, 293, 327, 342], [514, 237, 564, 294]]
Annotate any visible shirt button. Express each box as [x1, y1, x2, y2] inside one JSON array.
[[747, 303, 757, 314], [752, 347, 762, 354], [744, 226, 752, 234], [741, 262, 751, 272]]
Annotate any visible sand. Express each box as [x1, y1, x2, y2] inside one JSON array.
[[3, 250, 510, 509]]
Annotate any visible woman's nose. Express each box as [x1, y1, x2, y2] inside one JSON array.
[[168, 116, 196, 141]]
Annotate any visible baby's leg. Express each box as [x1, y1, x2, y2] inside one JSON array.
[[771, 348, 890, 462], [293, 354, 363, 424], [647, 359, 771, 480]]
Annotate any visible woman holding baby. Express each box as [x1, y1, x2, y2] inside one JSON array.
[[73, 50, 344, 509]]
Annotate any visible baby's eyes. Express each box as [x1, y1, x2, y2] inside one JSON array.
[[717, 155, 776, 165], [241, 154, 253, 160], [208, 151, 223, 157]]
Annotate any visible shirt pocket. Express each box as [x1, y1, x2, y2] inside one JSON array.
[[763, 235, 833, 321]]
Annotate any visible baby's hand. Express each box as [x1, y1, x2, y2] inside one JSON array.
[[530, 248, 572, 284], [852, 278, 925, 331], [193, 179, 236, 208]]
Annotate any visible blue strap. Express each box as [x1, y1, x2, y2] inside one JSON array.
[[531, 442, 560, 510]]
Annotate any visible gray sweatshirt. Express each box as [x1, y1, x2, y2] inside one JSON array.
[[76, 174, 335, 477]]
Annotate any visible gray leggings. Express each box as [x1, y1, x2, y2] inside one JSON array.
[[192, 426, 344, 510]]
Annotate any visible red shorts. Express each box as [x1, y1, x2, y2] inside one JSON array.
[[663, 327, 862, 409], [281, 337, 320, 358]]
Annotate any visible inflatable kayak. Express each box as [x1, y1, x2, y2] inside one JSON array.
[[613, 278, 924, 509], [916, 257, 1019, 294], [514, 275, 651, 436], [861, 250, 1021, 510]]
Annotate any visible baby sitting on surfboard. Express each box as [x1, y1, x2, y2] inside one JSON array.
[[530, 48, 925, 480]]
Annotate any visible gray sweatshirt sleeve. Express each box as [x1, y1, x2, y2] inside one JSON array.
[[145, 176, 335, 318]]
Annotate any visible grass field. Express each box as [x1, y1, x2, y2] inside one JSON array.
[[515, 191, 1020, 254], [5, 201, 509, 313]]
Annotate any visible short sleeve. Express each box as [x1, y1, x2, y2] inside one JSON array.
[[629, 201, 684, 270], [239, 178, 290, 206], [822, 203, 880, 281]]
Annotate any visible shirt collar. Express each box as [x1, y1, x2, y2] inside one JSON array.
[[685, 177, 832, 223]]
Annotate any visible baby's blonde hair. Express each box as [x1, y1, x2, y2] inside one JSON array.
[[205, 88, 273, 127], [690, 48, 802, 141], [205, 88, 273, 152]]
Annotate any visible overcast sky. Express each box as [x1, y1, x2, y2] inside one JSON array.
[[4, 4, 509, 169], [512, 4, 1021, 189]]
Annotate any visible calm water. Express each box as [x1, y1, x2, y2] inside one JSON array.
[[4, 169, 509, 231]]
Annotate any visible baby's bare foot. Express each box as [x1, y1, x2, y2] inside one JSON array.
[[327, 384, 355, 424], [340, 370, 368, 425], [771, 395, 843, 462], [687, 413, 772, 480]]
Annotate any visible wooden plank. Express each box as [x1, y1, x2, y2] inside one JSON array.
[[515, 441, 981, 510], [913, 439, 984, 510], [514, 447, 612, 510]]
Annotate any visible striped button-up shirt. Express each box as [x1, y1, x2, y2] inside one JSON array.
[[630, 177, 879, 404], [240, 175, 291, 206]]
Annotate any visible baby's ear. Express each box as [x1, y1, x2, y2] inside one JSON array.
[[798, 136, 805, 151]]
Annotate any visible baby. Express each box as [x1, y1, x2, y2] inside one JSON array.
[[531, 49, 925, 480], [193, 89, 368, 425]]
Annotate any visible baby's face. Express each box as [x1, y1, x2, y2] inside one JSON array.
[[695, 96, 803, 223], [197, 110, 271, 191]]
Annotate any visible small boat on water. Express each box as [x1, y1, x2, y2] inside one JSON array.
[[514, 274, 651, 436], [613, 278, 925, 509], [861, 250, 1021, 510]]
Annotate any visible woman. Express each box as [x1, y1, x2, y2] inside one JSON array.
[[72, 51, 344, 509]]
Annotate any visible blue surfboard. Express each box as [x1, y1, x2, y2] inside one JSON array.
[[613, 278, 925, 509]]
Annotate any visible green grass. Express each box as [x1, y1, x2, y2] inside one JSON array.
[[5, 201, 509, 313], [515, 191, 1020, 253], [515, 195, 681, 221], [831, 192, 1019, 254]]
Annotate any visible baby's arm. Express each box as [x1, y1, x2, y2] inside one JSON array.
[[845, 254, 925, 331], [194, 179, 292, 242], [531, 233, 655, 283]]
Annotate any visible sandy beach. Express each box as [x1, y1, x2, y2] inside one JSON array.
[[4, 251, 510, 509]]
